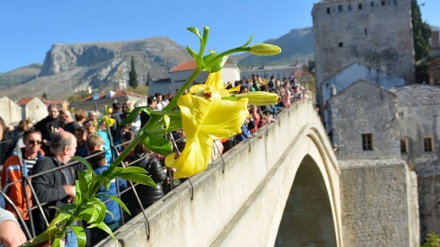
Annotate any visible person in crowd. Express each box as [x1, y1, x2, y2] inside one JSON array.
[[140, 96, 158, 127], [3, 119, 32, 161], [85, 122, 112, 165], [85, 134, 127, 245], [154, 93, 163, 111], [34, 104, 64, 155], [32, 131, 85, 247], [235, 116, 253, 143], [249, 105, 261, 133], [1, 129, 44, 229], [111, 103, 126, 148], [0, 116, 29, 247], [130, 103, 142, 135], [122, 131, 167, 216], [59, 109, 81, 135], [268, 75, 276, 90], [74, 127, 88, 158], [74, 109, 87, 126], [87, 110, 98, 123]]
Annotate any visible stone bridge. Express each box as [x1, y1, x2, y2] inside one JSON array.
[[98, 99, 342, 247], [99, 99, 418, 247]]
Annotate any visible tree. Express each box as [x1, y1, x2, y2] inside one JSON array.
[[412, 0, 431, 61], [129, 56, 138, 89], [146, 72, 151, 86]]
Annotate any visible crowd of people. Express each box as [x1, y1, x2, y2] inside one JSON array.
[[0, 73, 308, 246]]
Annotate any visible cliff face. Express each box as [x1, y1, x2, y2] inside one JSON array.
[[40, 44, 117, 75], [0, 37, 192, 100]]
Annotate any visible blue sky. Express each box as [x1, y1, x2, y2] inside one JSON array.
[[0, 0, 438, 73]]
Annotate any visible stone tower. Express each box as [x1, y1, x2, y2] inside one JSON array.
[[312, 0, 415, 110]]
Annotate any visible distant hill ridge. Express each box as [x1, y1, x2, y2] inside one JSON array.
[[1, 25, 439, 100]]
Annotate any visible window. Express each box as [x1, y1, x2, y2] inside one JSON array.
[[381, 0, 386, 6], [358, 3, 363, 9], [400, 139, 408, 153], [362, 133, 373, 151], [424, 137, 434, 152], [370, 1, 375, 7], [338, 5, 343, 11], [348, 4, 352, 11], [327, 7, 331, 14], [338, 42, 343, 47]]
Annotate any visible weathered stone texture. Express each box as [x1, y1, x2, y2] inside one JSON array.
[[313, 0, 414, 108], [418, 174, 440, 241], [392, 85, 440, 175], [340, 160, 419, 247], [328, 80, 400, 160]]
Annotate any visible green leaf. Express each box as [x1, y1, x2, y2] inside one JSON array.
[[77, 172, 90, 201], [89, 198, 107, 226], [187, 27, 202, 40], [72, 156, 94, 171], [163, 114, 170, 131], [166, 115, 183, 132], [140, 132, 173, 155], [47, 212, 72, 230], [78, 207, 96, 223], [113, 166, 148, 175], [242, 34, 254, 47], [75, 181, 82, 205], [98, 176, 113, 191], [186, 46, 205, 69], [116, 173, 157, 187], [21, 231, 50, 246], [58, 204, 77, 211], [52, 237, 63, 247], [94, 221, 116, 240], [71, 225, 87, 247], [203, 53, 229, 73], [100, 194, 131, 215], [121, 107, 143, 125]]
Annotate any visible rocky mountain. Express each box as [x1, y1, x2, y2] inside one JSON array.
[[236, 27, 314, 68], [0, 37, 192, 100]]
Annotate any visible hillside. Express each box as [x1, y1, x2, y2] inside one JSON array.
[[236, 27, 314, 67], [0, 37, 192, 100]]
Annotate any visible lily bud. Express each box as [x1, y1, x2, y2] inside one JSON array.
[[249, 44, 281, 56], [234, 92, 280, 106]]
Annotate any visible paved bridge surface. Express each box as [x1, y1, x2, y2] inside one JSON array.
[[100, 99, 342, 247]]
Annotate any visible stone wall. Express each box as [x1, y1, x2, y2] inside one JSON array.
[[328, 80, 400, 160], [340, 159, 419, 247], [418, 174, 440, 241], [313, 0, 414, 108]]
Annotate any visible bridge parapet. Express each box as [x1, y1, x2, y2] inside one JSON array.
[[99, 99, 343, 247]]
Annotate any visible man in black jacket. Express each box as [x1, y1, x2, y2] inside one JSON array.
[[34, 104, 64, 155], [32, 131, 84, 246]]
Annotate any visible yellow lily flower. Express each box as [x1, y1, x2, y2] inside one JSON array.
[[190, 71, 240, 98], [166, 93, 249, 178]]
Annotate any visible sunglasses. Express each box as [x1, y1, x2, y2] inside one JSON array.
[[29, 140, 42, 145]]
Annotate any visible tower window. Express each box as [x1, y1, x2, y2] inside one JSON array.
[[381, 0, 386, 6], [401, 139, 408, 153], [362, 133, 373, 151], [348, 4, 352, 11], [338, 42, 343, 47], [327, 7, 331, 14], [424, 137, 434, 152], [358, 3, 363, 9], [371, 1, 375, 7], [338, 5, 343, 11]]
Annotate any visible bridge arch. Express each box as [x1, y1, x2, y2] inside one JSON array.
[[104, 100, 343, 247]]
